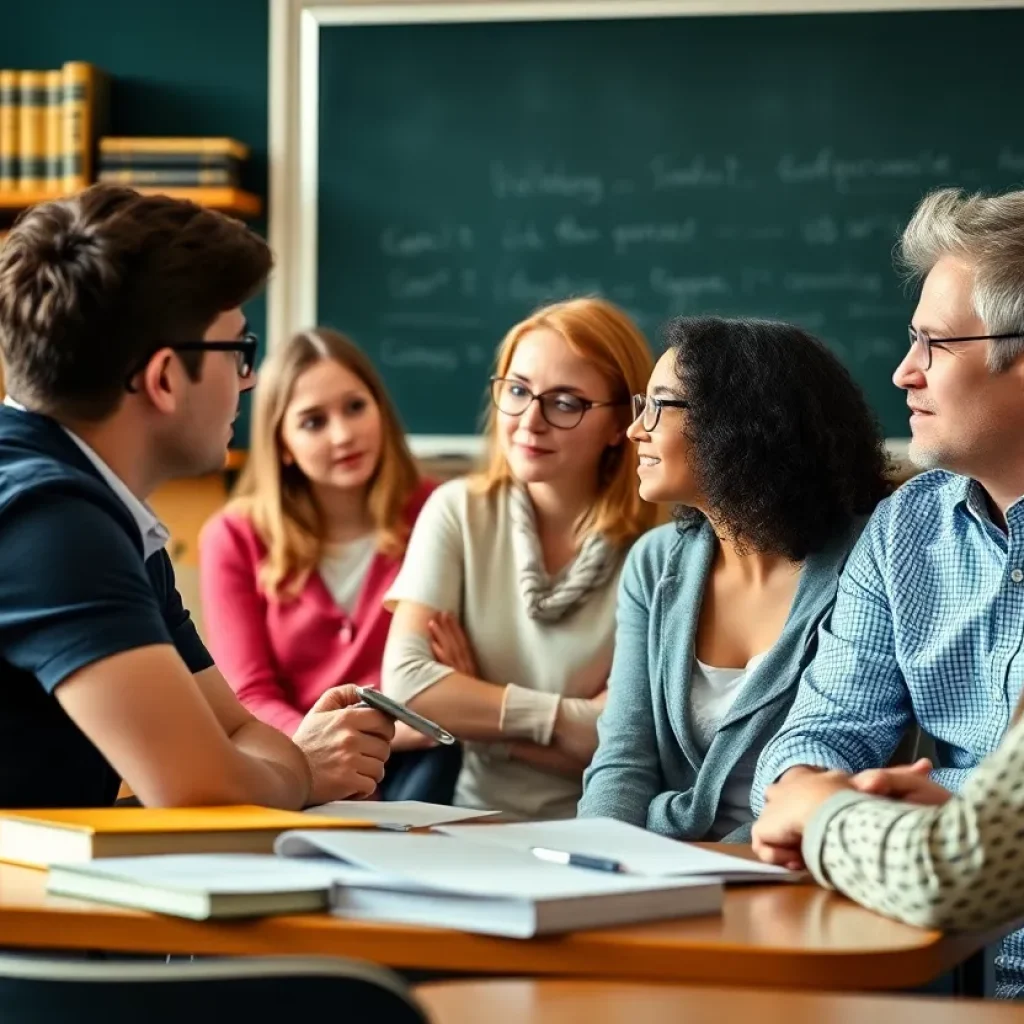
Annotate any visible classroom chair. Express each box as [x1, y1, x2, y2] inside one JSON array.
[[0, 953, 429, 1023]]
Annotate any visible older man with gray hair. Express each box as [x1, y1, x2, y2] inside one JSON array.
[[751, 187, 1024, 998]]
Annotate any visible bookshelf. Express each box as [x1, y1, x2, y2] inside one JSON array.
[[0, 186, 261, 218]]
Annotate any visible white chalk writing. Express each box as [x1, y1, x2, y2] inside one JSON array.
[[613, 219, 697, 254], [650, 155, 741, 190], [491, 161, 604, 205], [380, 338, 460, 372], [778, 149, 951, 193]]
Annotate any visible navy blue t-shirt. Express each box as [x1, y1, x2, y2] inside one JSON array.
[[0, 408, 213, 808]]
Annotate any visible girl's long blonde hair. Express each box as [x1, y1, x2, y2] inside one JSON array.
[[473, 296, 658, 547], [228, 327, 420, 600]]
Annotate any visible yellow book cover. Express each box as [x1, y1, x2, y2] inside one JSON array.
[[0, 69, 18, 192], [17, 70, 45, 192], [61, 61, 109, 193], [44, 68, 62, 192], [0, 805, 373, 869], [99, 136, 250, 161]]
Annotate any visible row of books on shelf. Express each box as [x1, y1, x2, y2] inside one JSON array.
[[0, 61, 108, 193], [0, 58, 252, 201], [98, 136, 249, 188]]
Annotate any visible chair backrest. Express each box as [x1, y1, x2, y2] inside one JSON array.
[[887, 725, 923, 766], [0, 954, 429, 1024]]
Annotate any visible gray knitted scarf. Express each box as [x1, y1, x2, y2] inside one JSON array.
[[507, 483, 617, 623]]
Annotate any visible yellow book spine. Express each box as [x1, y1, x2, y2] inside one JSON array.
[[18, 70, 46, 192], [44, 69, 62, 193], [61, 61, 100, 193], [0, 70, 18, 192]]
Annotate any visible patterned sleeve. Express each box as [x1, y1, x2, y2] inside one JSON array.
[[802, 717, 1024, 930]]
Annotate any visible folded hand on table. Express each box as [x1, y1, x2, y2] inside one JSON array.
[[752, 758, 950, 871], [752, 768, 856, 870], [848, 758, 951, 806]]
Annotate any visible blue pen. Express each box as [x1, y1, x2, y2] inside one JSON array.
[[530, 846, 625, 873]]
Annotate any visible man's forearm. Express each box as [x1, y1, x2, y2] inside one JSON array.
[[230, 718, 312, 809]]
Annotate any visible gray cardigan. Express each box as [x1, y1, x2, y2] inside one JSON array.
[[578, 517, 862, 842]]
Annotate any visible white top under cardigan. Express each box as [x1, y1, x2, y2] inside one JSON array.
[[689, 652, 767, 840]]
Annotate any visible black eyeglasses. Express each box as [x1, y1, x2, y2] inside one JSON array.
[[490, 376, 625, 430], [908, 325, 1024, 370], [632, 393, 689, 432], [125, 333, 259, 392]]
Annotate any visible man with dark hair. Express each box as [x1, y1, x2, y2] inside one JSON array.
[[0, 184, 393, 810]]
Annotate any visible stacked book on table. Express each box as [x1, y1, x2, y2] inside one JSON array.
[[0, 807, 795, 938], [97, 136, 248, 189]]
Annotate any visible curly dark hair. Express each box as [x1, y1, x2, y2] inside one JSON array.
[[667, 316, 892, 560]]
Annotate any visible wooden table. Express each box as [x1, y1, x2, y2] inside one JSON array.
[[0, 861, 991, 991], [416, 980, 1020, 1024]]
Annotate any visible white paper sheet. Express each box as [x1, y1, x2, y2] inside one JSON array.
[[435, 817, 796, 881], [304, 800, 500, 829]]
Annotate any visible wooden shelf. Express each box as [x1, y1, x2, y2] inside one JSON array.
[[134, 187, 262, 218], [0, 189, 66, 210], [0, 187, 262, 219], [224, 449, 247, 471]]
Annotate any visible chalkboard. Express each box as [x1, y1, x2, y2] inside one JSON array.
[[317, 8, 1024, 440]]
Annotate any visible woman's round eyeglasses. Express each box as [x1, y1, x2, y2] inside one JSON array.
[[490, 377, 625, 430], [631, 393, 689, 432]]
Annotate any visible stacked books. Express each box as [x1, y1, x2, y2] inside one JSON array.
[[98, 137, 248, 189], [33, 816, 798, 934], [0, 61, 109, 194], [45, 827, 729, 933]]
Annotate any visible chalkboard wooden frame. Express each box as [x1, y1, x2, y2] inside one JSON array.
[[268, 0, 1022, 455]]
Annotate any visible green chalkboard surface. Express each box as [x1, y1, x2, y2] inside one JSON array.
[[317, 8, 1024, 439]]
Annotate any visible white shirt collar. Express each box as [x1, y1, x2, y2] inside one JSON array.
[[3, 396, 170, 560]]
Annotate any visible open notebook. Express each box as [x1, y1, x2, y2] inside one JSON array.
[[433, 818, 798, 884], [276, 830, 724, 938], [46, 824, 729, 935]]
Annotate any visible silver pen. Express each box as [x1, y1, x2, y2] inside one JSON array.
[[355, 686, 456, 746]]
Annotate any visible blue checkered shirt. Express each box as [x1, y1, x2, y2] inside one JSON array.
[[752, 469, 1024, 996], [754, 469, 1024, 802]]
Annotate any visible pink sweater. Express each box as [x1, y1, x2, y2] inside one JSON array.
[[198, 480, 435, 735]]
